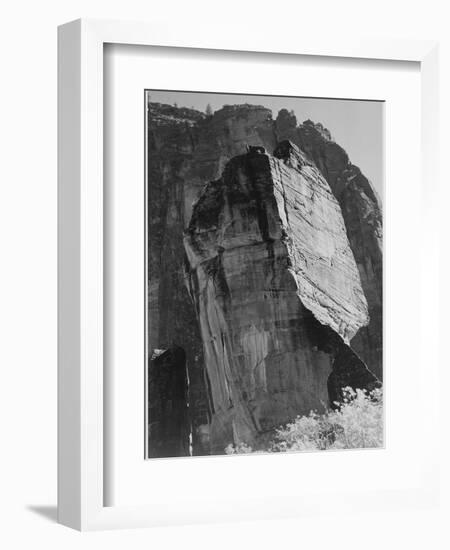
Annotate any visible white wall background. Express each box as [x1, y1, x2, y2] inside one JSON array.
[[0, 1, 448, 548]]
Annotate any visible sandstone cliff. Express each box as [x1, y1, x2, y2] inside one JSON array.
[[147, 102, 382, 456], [184, 144, 378, 451], [275, 110, 383, 378], [147, 103, 279, 454], [148, 346, 190, 458]]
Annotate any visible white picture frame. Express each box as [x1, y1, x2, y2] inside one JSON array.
[[58, 18, 440, 531]]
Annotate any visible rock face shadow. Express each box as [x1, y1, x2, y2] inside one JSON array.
[[147, 101, 383, 456], [27, 505, 57, 523]]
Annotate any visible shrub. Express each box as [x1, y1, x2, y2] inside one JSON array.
[[225, 387, 383, 454]]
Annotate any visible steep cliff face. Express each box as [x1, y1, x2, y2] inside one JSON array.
[[147, 102, 382, 456], [147, 103, 280, 454], [147, 105, 207, 455], [184, 144, 378, 452], [148, 346, 190, 458], [274, 110, 383, 378]]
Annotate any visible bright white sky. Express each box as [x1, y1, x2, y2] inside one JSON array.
[[147, 90, 384, 199]]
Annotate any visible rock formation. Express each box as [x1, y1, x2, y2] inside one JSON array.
[[147, 103, 279, 455], [147, 102, 382, 456], [274, 110, 383, 378], [147, 346, 190, 458], [184, 143, 378, 451]]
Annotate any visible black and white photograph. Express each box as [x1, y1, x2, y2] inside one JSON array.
[[1, 0, 446, 541], [145, 90, 383, 459], [1, 0, 445, 543]]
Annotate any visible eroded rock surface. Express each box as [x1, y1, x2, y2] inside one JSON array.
[[148, 346, 190, 458], [275, 111, 383, 378], [147, 103, 278, 454], [184, 144, 377, 451], [147, 102, 383, 455]]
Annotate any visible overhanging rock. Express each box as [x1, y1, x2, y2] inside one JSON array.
[[184, 143, 378, 452]]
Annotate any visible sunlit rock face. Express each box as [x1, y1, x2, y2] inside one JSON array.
[[275, 111, 383, 379], [147, 102, 382, 455], [147, 103, 278, 454], [184, 144, 377, 452]]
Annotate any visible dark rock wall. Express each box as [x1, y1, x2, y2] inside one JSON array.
[[328, 344, 380, 407], [147, 103, 279, 454], [148, 346, 190, 458], [184, 146, 378, 452], [147, 102, 383, 456]]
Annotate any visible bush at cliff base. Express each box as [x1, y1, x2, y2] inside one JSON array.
[[225, 387, 383, 454]]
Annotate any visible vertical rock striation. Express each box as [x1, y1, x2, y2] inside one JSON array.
[[147, 103, 278, 454], [275, 111, 383, 378], [147, 102, 382, 455], [184, 144, 378, 452]]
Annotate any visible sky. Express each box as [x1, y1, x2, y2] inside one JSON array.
[[147, 90, 384, 199]]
